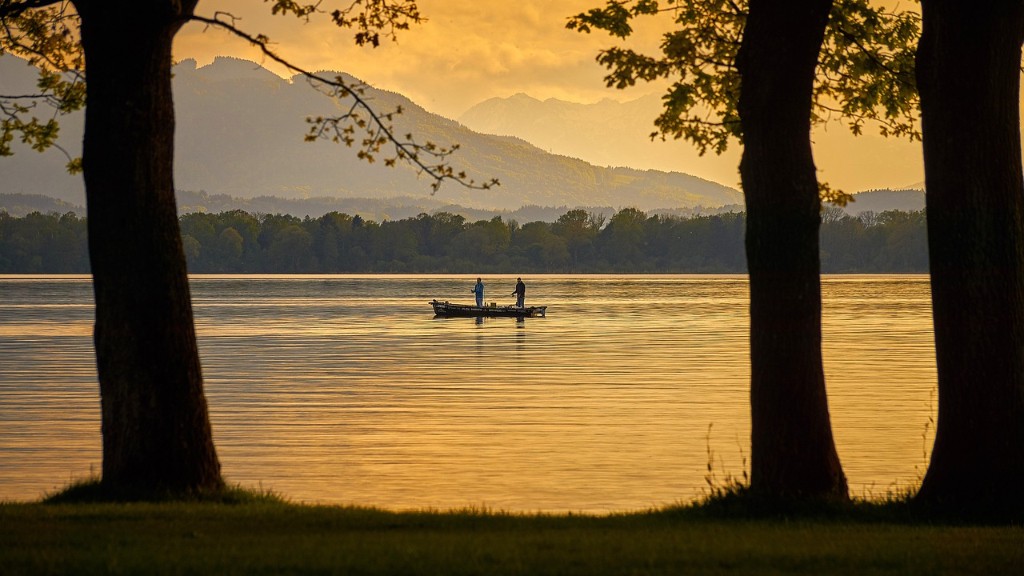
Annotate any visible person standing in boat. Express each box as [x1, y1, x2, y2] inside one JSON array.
[[471, 277, 485, 307], [511, 277, 526, 308]]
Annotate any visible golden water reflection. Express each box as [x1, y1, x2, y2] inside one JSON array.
[[0, 275, 935, 511]]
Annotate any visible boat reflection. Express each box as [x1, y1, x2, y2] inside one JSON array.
[[432, 315, 536, 326]]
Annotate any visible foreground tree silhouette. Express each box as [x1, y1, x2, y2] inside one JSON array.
[[737, 0, 846, 498], [914, 0, 1024, 520], [1, 0, 489, 498], [78, 0, 221, 496], [570, 0, 917, 500]]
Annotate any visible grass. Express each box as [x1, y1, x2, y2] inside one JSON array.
[[1, 482, 1021, 575]]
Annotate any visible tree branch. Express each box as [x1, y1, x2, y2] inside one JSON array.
[[832, 24, 914, 90], [0, 0, 65, 20], [189, 12, 497, 192]]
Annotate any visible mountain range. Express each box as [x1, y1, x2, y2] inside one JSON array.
[[0, 55, 743, 212], [1, 187, 925, 222], [459, 92, 730, 179]]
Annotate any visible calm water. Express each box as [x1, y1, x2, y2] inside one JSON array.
[[0, 275, 936, 511]]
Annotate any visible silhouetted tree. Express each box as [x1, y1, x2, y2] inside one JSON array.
[[71, 0, 223, 496], [914, 0, 1024, 520], [738, 0, 846, 498], [0, 0, 493, 498], [571, 0, 918, 499]]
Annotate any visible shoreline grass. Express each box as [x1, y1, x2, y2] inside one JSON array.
[[2, 482, 1021, 575]]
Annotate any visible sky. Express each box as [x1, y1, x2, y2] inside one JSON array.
[[173, 0, 925, 192]]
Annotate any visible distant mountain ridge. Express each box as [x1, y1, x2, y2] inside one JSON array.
[[841, 188, 926, 215], [460, 92, 676, 170], [0, 190, 744, 224], [0, 193, 83, 217], [0, 55, 742, 212], [458, 91, 926, 197]]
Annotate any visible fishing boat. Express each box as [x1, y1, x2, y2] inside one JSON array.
[[430, 299, 547, 318]]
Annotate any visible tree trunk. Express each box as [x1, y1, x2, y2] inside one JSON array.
[[736, 0, 847, 499], [74, 0, 223, 497], [914, 0, 1024, 519]]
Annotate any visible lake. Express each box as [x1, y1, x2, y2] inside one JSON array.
[[0, 275, 937, 512]]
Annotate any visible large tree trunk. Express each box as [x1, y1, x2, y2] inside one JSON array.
[[74, 0, 222, 496], [914, 0, 1024, 519], [736, 0, 847, 499]]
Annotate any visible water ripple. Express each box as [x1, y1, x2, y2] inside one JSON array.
[[0, 275, 935, 510]]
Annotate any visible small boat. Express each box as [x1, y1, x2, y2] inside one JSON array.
[[430, 299, 547, 318]]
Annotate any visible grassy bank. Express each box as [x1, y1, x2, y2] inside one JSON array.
[[2, 498, 1022, 575]]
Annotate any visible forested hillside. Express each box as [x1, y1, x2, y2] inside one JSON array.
[[1, 208, 927, 274]]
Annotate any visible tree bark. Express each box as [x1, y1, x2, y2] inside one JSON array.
[[915, 0, 1024, 519], [736, 0, 847, 499], [74, 0, 223, 496]]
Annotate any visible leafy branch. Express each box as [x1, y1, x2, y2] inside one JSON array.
[[0, 0, 65, 19], [266, 0, 423, 47], [568, 0, 744, 156], [569, 0, 920, 145], [191, 12, 497, 192], [0, 0, 84, 171], [1, 0, 496, 191], [569, 0, 920, 199], [818, 0, 920, 141]]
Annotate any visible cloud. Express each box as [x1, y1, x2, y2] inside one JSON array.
[[176, 0, 659, 116], [173, 0, 924, 190]]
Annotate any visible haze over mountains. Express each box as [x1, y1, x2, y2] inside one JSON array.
[[1, 55, 744, 212], [460, 92, 733, 179], [2, 55, 926, 219], [459, 93, 932, 192]]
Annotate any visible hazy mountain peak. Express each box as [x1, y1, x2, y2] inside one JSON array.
[[301, 70, 361, 85], [196, 56, 283, 83], [174, 58, 198, 72], [509, 92, 541, 102], [841, 188, 925, 215], [458, 92, 677, 172], [2, 55, 742, 211]]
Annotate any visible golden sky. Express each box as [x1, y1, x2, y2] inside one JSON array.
[[174, 0, 924, 192], [176, 1, 631, 117]]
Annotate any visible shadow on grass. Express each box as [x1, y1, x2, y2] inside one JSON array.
[[43, 477, 288, 506], [654, 483, 918, 524], [41, 476, 1020, 526], [653, 482, 1022, 526]]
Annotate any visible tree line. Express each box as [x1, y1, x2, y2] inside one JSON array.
[[0, 207, 928, 274]]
